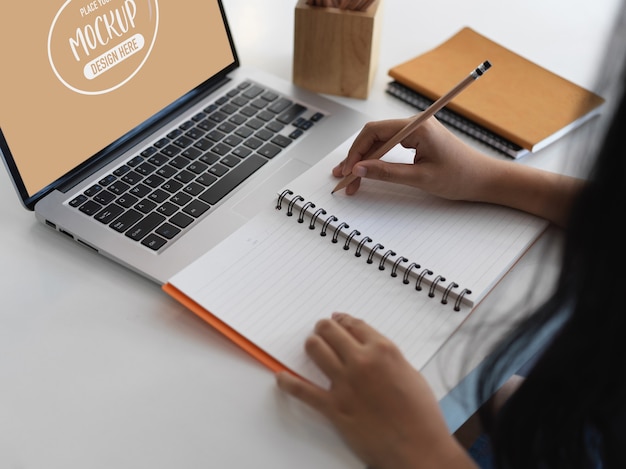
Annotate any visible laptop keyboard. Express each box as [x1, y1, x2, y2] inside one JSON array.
[[68, 81, 324, 252]]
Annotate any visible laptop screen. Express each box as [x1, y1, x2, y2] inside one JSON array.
[[0, 0, 236, 206]]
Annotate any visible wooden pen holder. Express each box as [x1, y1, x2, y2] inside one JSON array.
[[293, 0, 383, 99]]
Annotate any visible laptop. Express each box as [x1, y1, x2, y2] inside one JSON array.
[[0, 0, 369, 284]]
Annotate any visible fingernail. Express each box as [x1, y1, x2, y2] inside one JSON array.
[[353, 165, 367, 177]]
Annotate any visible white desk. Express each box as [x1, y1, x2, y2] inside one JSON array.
[[0, 1, 620, 468]]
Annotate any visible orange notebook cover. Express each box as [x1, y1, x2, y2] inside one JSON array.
[[388, 27, 605, 152], [163, 282, 293, 375]]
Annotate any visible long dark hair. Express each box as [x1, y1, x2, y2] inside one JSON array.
[[478, 46, 626, 468]]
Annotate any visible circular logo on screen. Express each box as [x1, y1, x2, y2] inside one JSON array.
[[48, 0, 159, 95]]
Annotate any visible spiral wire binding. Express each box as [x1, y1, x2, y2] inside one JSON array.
[[298, 202, 315, 223], [344, 230, 361, 250], [287, 195, 304, 216], [379, 249, 396, 271], [367, 243, 385, 264], [355, 236, 372, 257], [309, 208, 327, 230], [276, 191, 472, 310]]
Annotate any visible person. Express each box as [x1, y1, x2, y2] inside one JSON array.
[[275, 44, 626, 468]]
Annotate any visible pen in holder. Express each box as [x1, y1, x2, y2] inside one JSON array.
[[293, 0, 383, 99]]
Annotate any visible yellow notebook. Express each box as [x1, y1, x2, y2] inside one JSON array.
[[388, 27, 605, 156]]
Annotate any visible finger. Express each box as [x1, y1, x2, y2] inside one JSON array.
[[352, 160, 424, 188], [342, 119, 411, 176], [331, 312, 381, 344], [304, 331, 343, 379], [313, 317, 361, 364], [275, 371, 330, 414], [343, 176, 362, 195]]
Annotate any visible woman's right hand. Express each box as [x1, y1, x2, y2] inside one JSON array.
[[332, 117, 583, 227], [332, 117, 498, 201]]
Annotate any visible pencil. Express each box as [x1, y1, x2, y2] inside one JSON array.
[[331, 60, 492, 194]]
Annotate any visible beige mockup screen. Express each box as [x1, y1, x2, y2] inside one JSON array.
[[0, 0, 235, 198]]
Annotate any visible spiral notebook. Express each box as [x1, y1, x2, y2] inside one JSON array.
[[387, 27, 605, 159], [163, 137, 548, 387]]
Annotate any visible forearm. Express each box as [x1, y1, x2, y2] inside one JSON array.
[[472, 159, 585, 228]]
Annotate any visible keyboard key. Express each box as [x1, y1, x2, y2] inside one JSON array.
[[232, 146, 252, 158], [160, 144, 182, 157], [170, 192, 192, 206], [125, 213, 166, 241], [148, 153, 169, 166], [84, 184, 102, 196], [170, 155, 192, 169], [167, 128, 183, 139], [174, 135, 194, 148], [206, 130, 226, 142], [187, 161, 209, 174], [191, 112, 206, 122], [110, 209, 143, 233], [185, 127, 205, 140], [135, 199, 158, 214], [217, 122, 236, 133], [135, 162, 157, 175], [257, 143, 281, 159], [113, 165, 130, 177], [143, 174, 165, 188], [244, 137, 263, 150], [129, 184, 151, 198], [277, 103, 307, 124], [223, 135, 243, 147], [199, 155, 267, 205], [210, 143, 231, 156], [141, 147, 158, 157], [197, 119, 216, 131], [220, 155, 241, 168], [156, 223, 181, 239], [79, 200, 102, 215], [148, 189, 169, 203], [271, 135, 292, 148], [199, 153, 220, 165], [183, 182, 205, 196], [181, 147, 202, 160], [195, 172, 217, 186], [127, 156, 144, 167], [94, 203, 124, 223], [142, 234, 167, 251], [99, 174, 117, 186], [268, 98, 292, 114], [122, 171, 143, 185], [254, 128, 274, 141], [93, 190, 116, 205], [242, 85, 264, 99], [108, 181, 130, 195], [170, 212, 194, 228], [156, 164, 178, 179], [162, 180, 184, 193], [182, 199, 211, 218], [117, 193, 139, 208], [208, 163, 229, 177], [157, 202, 178, 216], [266, 121, 285, 132], [194, 138, 213, 151], [174, 170, 195, 183], [153, 138, 169, 148]]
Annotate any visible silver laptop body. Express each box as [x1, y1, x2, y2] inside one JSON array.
[[0, 0, 368, 284]]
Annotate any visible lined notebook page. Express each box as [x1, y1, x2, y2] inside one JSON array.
[[168, 138, 548, 387], [168, 200, 469, 388], [276, 140, 548, 306]]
